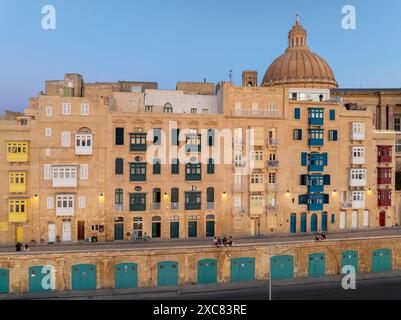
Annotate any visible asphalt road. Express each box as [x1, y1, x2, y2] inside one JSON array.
[[1, 227, 401, 254], [15, 273, 401, 300]]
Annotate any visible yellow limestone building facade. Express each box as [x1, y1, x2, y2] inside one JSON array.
[[0, 18, 397, 245]]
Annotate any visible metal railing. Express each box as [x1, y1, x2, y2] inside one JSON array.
[[268, 139, 280, 147], [207, 202, 215, 210], [266, 205, 278, 213], [171, 202, 179, 210], [152, 203, 161, 210], [267, 160, 279, 168], [232, 109, 281, 118]]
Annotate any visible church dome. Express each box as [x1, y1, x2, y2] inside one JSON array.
[[262, 16, 338, 89]]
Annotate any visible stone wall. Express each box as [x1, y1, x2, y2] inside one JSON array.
[[1, 236, 401, 293]]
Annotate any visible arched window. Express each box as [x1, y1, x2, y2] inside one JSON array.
[[115, 158, 124, 175], [164, 103, 173, 113], [78, 127, 91, 134]]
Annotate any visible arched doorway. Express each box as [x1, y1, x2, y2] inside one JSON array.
[[379, 211, 386, 227]]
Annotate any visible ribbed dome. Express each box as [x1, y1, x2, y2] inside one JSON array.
[[262, 16, 338, 89]]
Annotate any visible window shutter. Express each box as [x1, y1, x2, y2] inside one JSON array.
[[299, 195, 307, 205], [323, 153, 328, 166], [44, 164, 53, 180], [208, 129, 215, 146], [172, 129, 179, 146], [115, 128, 124, 145], [324, 175, 331, 186], [323, 194, 330, 204], [301, 153, 308, 166], [300, 175, 308, 186], [80, 164, 89, 180], [61, 132, 71, 147], [115, 158, 124, 175], [298, 129, 303, 140], [333, 130, 338, 141], [330, 110, 336, 121], [294, 108, 300, 120], [46, 197, 54, 209], [78, 196, 86, 209]]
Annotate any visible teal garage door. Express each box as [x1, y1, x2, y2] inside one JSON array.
[[308, 253, 326, 278], [230, 258, 255, 283], [342, 251, 358, 272], [29, 266, 53, 292], [158, 261, 178, 287], [198, 259, 217, 284], [0, 269, 9, 294], [271, 255, 294, 280], [372, 249, 392, 273], [71, 264, 97, 291], [115, 263, 138, 289]]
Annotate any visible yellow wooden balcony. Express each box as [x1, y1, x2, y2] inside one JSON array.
[[250, 183, 265, 192], [8, 212, 28, 223], [7, 142, 29, 162], [250, 198, 265, 214], [9, 172, 27, 193], [8, 199, 28, 223]]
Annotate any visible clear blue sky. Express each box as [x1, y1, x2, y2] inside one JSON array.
[[1, 0, 401, 113]]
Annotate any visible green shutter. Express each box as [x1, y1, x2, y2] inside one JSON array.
[[301, 153, 308, 166]]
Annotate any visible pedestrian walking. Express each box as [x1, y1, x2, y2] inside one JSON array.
[[227, 236, 233, 247], [222, 237, 227, 247], [213, 237, 219, 248], [16, 242, 22, 252], [24, 244, 30, 251]]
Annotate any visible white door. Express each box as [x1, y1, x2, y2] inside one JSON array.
[[48, 223, 56, 243], [363, 210, 370, 228], [340, 211, 346, 230], [352, 211, 358, 229], [62, 221, 72, 242]]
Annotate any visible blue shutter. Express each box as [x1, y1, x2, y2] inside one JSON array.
[[323, 194, 330, 204], [333, 130, 338, 141], [298, 129, 303, 140], [323, 153, 328, 166], [324, 175, 331, 185], [299, 195, 307, 205], [301, 153, 308, 166], [172, 129, 179, 146], [331, 214, 335, 224], [295, 108, 300, 120], [330, 110, 336, 121]]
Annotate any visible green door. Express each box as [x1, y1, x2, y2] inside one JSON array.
[[342, 251, 359, 272], [71, 264, 97, 291], [152, 222, 161, 238], [188, 221, 197, 238], [230, 258, 255, 283], [170, 222, 179, 239], [308, 253, 326, 278], [29, 266, 53, 292], [158, 261, 178, 287], [114, 223, 124, 241], [372, 249, 392, 272], [206, 221, 215, 237], [198, 259, 217, 284], [115, 263, 138, 289], [0, 269, 9, 294], [271, 255, 294, 280]]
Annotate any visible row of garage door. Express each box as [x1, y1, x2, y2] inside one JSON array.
[[0, 249, 393, 293]]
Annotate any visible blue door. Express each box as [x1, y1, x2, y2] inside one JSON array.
[[198, 259, 217, 284], [271, 255, 294, 280], [0, 269, 9, 294], [372, 249, 392, 272], [158, 261, 178, 287], [311, 214, 318, 233], [29, 266, 53, 292], [230, 258, 255, 283], [342, 251, 358, 272], [71, 264, 97, 291], [115, 263, 138, 289], [290, 214, 296, 234], [301, 214, 307, 233], [321, 212, 328, 232], [308, 253, 326, 278]]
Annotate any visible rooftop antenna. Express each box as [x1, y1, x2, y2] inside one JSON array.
[[296, 12, 300, 23]]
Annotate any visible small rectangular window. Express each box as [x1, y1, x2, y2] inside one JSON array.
[[80, 103, 90, 115], [293, 129, 302, 141], [45, 128, 52, 137], [329, 110, 336, 121], [115, 128, 124, 145]]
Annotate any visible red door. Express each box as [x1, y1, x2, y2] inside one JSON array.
[[379, 211, 386, 227]]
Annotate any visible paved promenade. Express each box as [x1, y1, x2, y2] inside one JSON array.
[[1, 227, 401, 254]]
